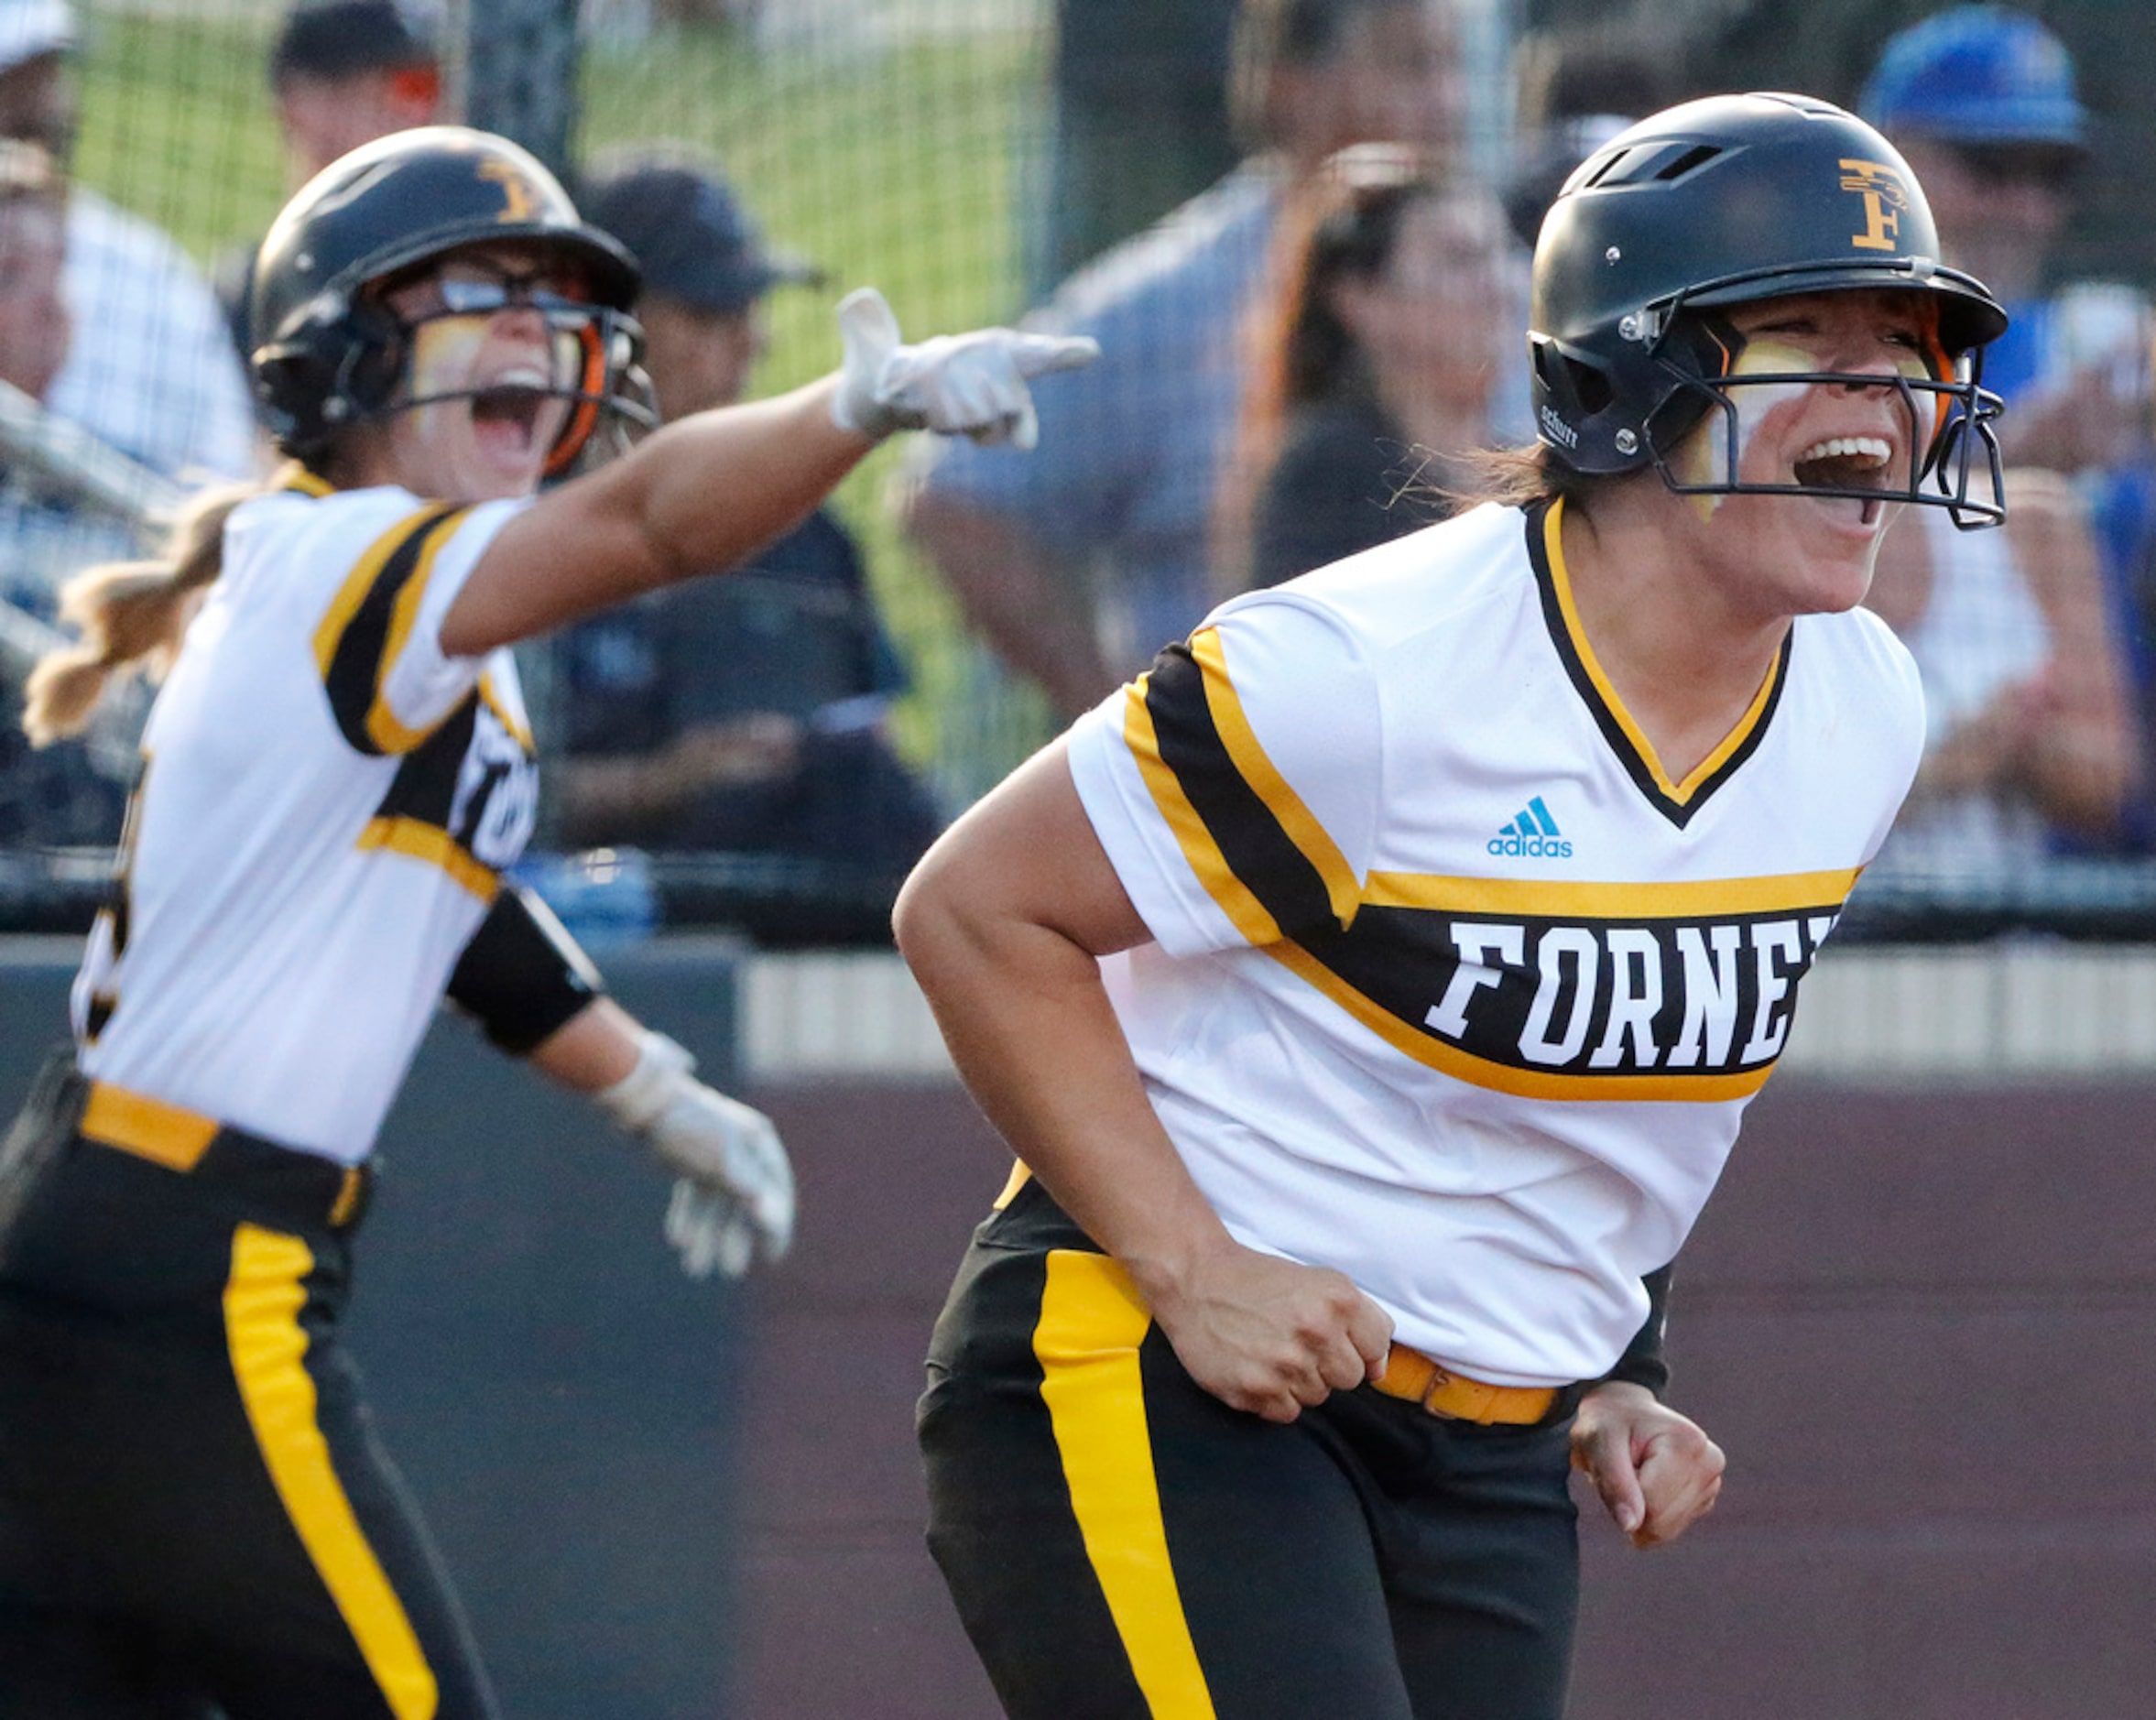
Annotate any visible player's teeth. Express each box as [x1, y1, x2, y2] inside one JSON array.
[[1799, 435, 1889, 464]]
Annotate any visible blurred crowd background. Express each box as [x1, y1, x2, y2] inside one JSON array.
[[1, 0, 2153, 951]]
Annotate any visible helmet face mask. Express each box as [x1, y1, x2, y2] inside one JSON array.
[[1528, 93, 2010, 528], [1631, 291, 2007, 528], [251, 125, 659, 475]]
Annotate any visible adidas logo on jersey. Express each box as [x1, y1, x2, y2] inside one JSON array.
[[1487, 796, 1573, 858]]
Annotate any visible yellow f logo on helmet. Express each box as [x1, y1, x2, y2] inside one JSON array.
[[1838, 158, 1909, 252], [477, 157, 538, 223]]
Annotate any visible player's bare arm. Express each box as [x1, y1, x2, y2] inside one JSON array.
[[443, 292, 1094, 655], [894, 737, 1392, 1423], [441, 376, 866, 654]]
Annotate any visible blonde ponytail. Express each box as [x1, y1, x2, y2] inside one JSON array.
[[21, 475, 278, 747]]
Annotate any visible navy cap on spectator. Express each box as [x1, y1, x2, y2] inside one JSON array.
[[581, 157, 823, 315], [269, 0, 441, 88], [1859, 5, 2087, 153]]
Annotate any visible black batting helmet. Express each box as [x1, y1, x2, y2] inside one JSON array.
[[251, 125, 653, 469], [1530, 93, 2009, 524]]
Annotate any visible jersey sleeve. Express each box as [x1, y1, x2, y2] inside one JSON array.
[[299, 491, 530, 756], [1065, 592, 1383, 957]]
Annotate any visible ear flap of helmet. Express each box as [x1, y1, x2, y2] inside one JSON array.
[[1528, 332, 1673, 474], [254, 296, 407, 460]]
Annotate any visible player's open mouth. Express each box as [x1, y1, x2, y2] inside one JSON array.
[[1792, 434, 1893, 525], [471, 373, 549, 456]]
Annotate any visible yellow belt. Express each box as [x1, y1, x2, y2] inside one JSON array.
[[80, 1080, 220, 1170], [1372, 1344, 1559, 1425], [79, 1079, 367, 1229], [992, 1159, 1559, 1425]]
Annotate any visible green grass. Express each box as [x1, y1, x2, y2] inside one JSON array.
[[74, 8, 286, 260]]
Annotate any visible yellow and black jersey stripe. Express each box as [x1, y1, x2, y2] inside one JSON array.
[[1125, 629, 1857, 1102], [311, 503, 476, 756], [356, 671, 536, 902]]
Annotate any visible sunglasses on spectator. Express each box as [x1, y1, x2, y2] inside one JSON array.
[[1948, 144, 2081, 191]]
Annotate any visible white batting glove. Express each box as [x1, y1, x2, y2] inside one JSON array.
[[593, 1029, 795, 1279], [832, 286, 1099, 450]]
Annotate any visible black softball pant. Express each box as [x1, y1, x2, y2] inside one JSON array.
[[919, 1179, 1582, 1720], [0, 1053, 497, 1720]]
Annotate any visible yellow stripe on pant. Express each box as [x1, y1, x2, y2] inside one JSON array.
[[223, 1223, 440, 1720], [1033, 1248, 1216, 1718]]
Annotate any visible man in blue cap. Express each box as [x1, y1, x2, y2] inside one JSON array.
[[1861, 4, 2143, 473]]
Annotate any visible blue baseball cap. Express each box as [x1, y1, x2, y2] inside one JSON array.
[[1859, 5, 2086, 151]]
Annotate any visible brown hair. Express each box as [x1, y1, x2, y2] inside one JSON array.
[[1444, 441, 1624, 512], [1214, 147, 1435, 593], [19, 471, 298, 747]]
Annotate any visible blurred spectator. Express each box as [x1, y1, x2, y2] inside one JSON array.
[[898, 0, 1467, 723], [0, 139, 63, 400], [271, 0, 441, 182], [221, 0, 445, 361], [0, 138, 130, 847], [1860, 5, 2148, 476], [550, 148, 942, 906], [1215, 155, 1515, 591], [1030, 0, 1242, 297], [1863, 6, 2156, 861], [2084, 332, 2156, 850], [0, 133, 134, 616], [1865, 470, 2139, 879], [0, 2, 255, 495], [1500, 17, 1690, 249]]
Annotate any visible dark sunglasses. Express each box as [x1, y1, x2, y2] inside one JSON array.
[[1949, 144, 2082, 191]]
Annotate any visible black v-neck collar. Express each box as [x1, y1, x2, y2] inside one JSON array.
[[1525, 498, 1789, 831]]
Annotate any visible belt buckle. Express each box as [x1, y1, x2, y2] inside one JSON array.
[[1418, 1358, 1465, 1420]]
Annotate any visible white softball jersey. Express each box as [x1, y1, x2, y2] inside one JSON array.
[[72, 477, 537, 1166], [1067, 498, 1925, 1388]]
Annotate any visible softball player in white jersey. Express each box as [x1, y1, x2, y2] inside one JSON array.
[[0, 125, 1092, 1720], [898, 93, 2008, 1719]]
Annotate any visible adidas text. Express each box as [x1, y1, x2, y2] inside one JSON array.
[[1487, 833, 1573, 858]]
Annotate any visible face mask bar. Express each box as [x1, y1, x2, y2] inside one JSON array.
[[548, 355, 660, 481], [1615, 264, 2009, 528], [371, 299, 661, 468], [1644, 358, 2008, 528]]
